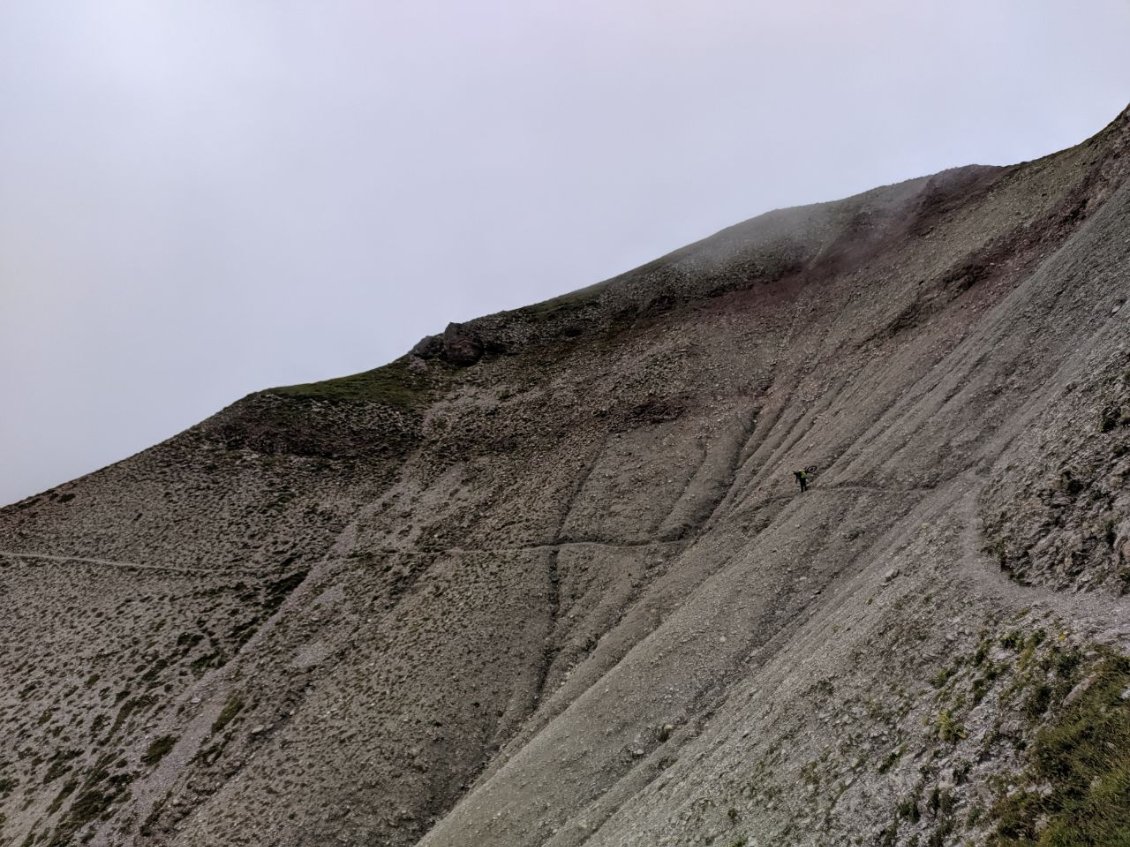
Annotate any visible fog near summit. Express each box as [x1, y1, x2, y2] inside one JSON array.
[[1, 0, 1128, 505]]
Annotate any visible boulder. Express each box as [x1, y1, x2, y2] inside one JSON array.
[[441, 322, 484, 366], [409, 323, 484, 366]]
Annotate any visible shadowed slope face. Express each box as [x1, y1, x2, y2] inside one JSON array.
[[1, 107, 1128, 847]]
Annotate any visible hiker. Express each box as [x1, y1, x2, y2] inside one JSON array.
[[794, 469, 808, 492]]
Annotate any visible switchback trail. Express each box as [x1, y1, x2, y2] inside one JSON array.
[[954, 482, 1130, 646]]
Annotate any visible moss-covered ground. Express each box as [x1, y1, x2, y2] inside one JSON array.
[[990, 650, 1130, 846]]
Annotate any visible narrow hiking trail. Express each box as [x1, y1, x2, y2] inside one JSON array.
[[955, 482, 1130, 646], [772, 470, 1130, 644], [0, 549, 246, 577]]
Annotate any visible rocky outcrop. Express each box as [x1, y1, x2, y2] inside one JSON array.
[[411, 322, 485, 366]]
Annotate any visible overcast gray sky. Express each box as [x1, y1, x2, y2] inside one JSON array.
[[1, 1, 1128, 506]]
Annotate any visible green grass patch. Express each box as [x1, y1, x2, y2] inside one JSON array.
[[141, 735, 177, 767], [1001, 630, 1025, 650], [48, 788, 115, 846], [936, 709, 964, 744], [268, 360, 437, 408], [190, 650, 224, 675], [973, 638, 991, 666], [45, 778, 77, 814], [932, 665, 957, 689], [878, 745, 904, 773], [523, 282, 606, 322], [211, 693, 245, 735], [45, 755, 133, 847], [106, 694, 155, 740], [990, 651, 1130, 845], [897, 795, 921, 823]]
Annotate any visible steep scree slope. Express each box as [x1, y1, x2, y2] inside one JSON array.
[[1, 107, 1129, 847]]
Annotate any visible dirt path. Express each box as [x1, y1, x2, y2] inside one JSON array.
[[0, 549, 246, 577], [370, 538, 690, 557], [954, 480, 1130, 645]]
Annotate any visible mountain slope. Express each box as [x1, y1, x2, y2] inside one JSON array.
[[1, 107, 1128, 847]]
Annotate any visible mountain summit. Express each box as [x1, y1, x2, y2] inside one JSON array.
[[2, 107, 1129, 847]]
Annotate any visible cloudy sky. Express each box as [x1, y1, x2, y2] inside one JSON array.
[[1, 1, 1128, 506]]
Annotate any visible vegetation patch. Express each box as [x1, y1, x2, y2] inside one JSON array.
[[45, 778, 77, 814], [190, 649, 224, 675], [175, 631, 203, 650], [989, 650, 1130, 845], [268, 360, 439, 408], [46, 755, 134, 847], [42, 749, 81, 783], [140, 656, 170, 687], [211, 693, 245, 734], [107, 694, 156, 740], [897, 794, 921, 823], [878, 745, 904, 773], [935, 709, 964, 744], [264, 570, 308, 614], [141, 735, 177, 767], [522, 282, 606, 323]]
